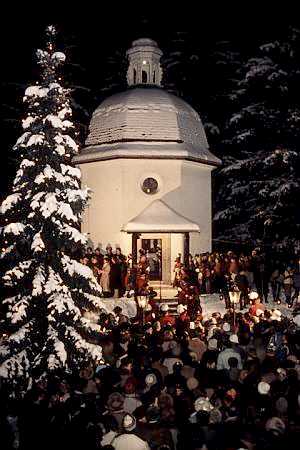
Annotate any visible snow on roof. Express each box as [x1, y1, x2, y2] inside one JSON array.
[[123, 200, 200, 233], [80, 87, 221, 167]]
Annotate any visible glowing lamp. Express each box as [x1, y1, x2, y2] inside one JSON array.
[[137, 296, 147, 309], [229, 290, 241, 304]]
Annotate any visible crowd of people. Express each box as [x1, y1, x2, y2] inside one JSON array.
[[80, 246, 151, 300], [80, 245, 300, 312], [2, 246, 299, 449], [1, 288, 300, 449]]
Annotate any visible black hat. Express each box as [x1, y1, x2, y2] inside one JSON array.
[[146, 406, 161, 424]]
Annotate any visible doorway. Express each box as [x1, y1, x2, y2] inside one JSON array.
[[141, 238, 162, 281], [137, 233, 171, 284]]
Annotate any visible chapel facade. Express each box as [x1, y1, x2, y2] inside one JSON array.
[[74, 38, 221, 284]]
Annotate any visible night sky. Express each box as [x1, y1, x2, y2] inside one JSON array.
[[1, 4, 298, 199]]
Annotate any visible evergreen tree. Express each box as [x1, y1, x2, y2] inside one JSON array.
[[214, 27, 300, 251], [0, 26, 104, 391]]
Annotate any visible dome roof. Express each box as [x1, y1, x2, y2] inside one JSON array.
[[78, 87, 221, 166]]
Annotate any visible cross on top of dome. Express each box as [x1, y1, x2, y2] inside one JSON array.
[[126, 38, 163, 87]]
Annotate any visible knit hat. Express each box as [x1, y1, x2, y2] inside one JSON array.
[[145, 373, 157, 387], [208, 338, 218, 350], [229, 334, 239, 344], [161, 303, 169, 312], [194, 397, 214, 412], [146, 406, 160, 424], [223, 322, 231, 332], [122, 413, 136, 431], [249, 291, 259, 300], [271, 309, 282, 321], [258, 381, 270, 395], [265, 417, 286, 436], [107, 392, 125, 411], [177, 304, 187, 314]]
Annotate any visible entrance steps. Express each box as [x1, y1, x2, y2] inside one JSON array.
[[149, 282, 179, 315]]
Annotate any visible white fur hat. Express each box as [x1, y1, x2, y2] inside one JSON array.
[[258, 381, 271, 395], [194, 397, 214, 412], [177, 304, 187, 314], [249, 291, 259, 300], [223, 322, 231, 332], [208, 338, 218, 350], [271, 309, 282, 321], [161, 303, 169, 312], [229, 334, 239, 344], [145, 373, 157, 386], [122, 413, 136, 431]]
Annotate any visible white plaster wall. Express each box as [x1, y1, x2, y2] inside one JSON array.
[[79, 158, 212, 256]]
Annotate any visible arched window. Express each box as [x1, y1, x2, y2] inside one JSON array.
[[133, 68, 137, 84], [142, 70, 147, 83], [153, 71, 156, 83]]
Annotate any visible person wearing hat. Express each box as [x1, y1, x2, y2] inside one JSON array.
[[217, 335, 242, 371], [107, 392, 126, 428], [100, 256, 111, 297], [159, 303, 175, 327], [187, 336, 207, 362], [111, 413, 151, 450], [249, 295, 266, 316], [133, 406, 174, 450], [175, 304, 190, 336], [123, 377, 142, 414], [200, 337, 219, 374]]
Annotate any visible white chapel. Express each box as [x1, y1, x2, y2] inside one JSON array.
[[74, 38, 221, 284]]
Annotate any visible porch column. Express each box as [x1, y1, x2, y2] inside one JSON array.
[[132, 232, 139, 265], [183, 232, 190, 268]]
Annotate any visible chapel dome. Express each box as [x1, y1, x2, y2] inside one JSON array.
[[78, 39, 221, 167]]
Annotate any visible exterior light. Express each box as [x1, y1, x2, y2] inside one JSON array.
[[137, 296, 147, 309], [229, 291, 241, 304], [142, 60, 147, 65]]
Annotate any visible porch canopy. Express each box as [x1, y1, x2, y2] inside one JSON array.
[[123, 199, 200, 233]]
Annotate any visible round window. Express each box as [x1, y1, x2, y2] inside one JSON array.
[[142, 177, 159, 195]]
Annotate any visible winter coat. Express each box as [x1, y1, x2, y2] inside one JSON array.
[[100, 262, 111, 292], [216, 348, 242, 371], [110, 261, 123, 290], [112, 433, 150, 450]]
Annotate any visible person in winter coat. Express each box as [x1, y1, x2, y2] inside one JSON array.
[[110, 255, 123, 298], [217, 335, 242, 371], [283, 266, 294, 306], [270, 267, 283, 303], [100, 256, 111, 297], [235, 270, 249, 309]]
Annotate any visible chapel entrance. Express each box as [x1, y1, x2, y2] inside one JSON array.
[[141, 238, 162, 281], [137, 233, 171, 284]]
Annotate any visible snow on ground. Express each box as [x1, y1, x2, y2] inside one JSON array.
[[199, 293, 295, 319]]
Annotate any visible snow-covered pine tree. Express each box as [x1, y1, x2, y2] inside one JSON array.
[[214, 27, 300, 251], [0, 26, 104, 390]]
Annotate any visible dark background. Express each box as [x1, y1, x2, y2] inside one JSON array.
[[1, 4, 299, 200]]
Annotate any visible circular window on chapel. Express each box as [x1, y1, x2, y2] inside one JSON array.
[[142, 177, 159, 195]]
